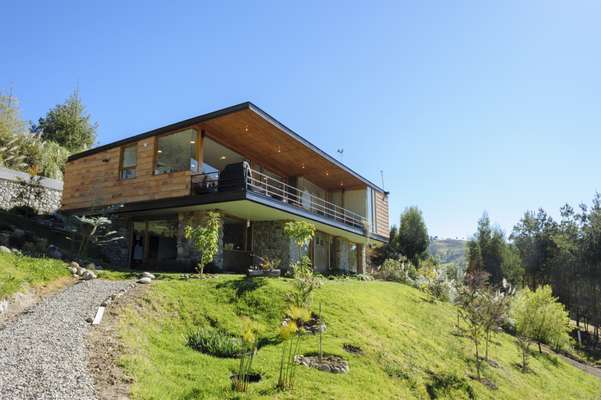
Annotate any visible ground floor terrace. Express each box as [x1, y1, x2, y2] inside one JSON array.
[[104, 200, 373, 274]]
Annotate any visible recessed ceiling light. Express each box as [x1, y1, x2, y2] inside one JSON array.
[[190, 140, 195, 144], [325, 171, 329, 176], [244, 125, 249, 132], [157, 150, 163, 153], [301, 163, 305, 169], [277, 145, 281, 153], [220, 155, 227, 160]]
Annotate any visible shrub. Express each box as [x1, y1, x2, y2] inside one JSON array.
[[9, 205, 37, 218], [375, 257, 417, 283], [416, 261, 455, 302], [187, 327, 242, 358]]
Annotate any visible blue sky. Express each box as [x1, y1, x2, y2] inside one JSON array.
[[2, 1, 600, 239]]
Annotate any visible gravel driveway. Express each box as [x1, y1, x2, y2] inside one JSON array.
[[0, 279, 133, 400]]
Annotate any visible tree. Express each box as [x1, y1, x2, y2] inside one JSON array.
[[511, 285, 571, 371], [184, 211, 221, 274], [398, 206, 429, 265], [371, 225, 401, 266], [467, 213, 521, 286], [456, 270, 490, 380], [34, 90, 97, 152]]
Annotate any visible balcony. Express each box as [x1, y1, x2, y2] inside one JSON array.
[[191, 162, 367, 230]]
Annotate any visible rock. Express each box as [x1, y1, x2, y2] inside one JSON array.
[[12, 229, 25, 238], [85, 317, 93, 323], [82, 271, 97, 280], [137, 277, 152, 284], [142, 272, 156, 279], [68, 267, 78, 274], [47, 245, 63, 259], [70, 261, 80, 269], [77, 267, 86, 276], [0, 245, 12, 254], [0, 232, 10, 246], [86, 263, 96, 271]]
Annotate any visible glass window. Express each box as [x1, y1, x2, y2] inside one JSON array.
[[121, 144, 137, 179], [155, 129, 198, 175]]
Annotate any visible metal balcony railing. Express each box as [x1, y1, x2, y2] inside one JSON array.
[[191, 163, 368, 230]]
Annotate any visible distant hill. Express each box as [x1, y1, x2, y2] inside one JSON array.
[[429, 238, 467, 269]]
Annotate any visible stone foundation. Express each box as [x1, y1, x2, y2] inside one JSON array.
[[252, 221, 306, 272]]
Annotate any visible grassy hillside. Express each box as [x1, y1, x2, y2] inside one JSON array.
[[429, 239, 467, 269], [0, 252, 70, 299], [115, 276, 601, 399]]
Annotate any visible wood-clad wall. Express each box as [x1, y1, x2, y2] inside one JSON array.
[[374, 191, 389, 237], [61, 136, 191, 210]]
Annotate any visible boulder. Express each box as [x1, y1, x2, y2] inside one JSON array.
[[12, 229, 25, 238], [0, 246, 12, 254], [68, 266, 78, 274], [86, 263, 96, 270], [137, 277, 152, 284], [47, 245, 63, 259], [70, 261, 80, 269], [142, 272, 156, 279], [82, 270, 97, 280], [77, 267, 86, 276]]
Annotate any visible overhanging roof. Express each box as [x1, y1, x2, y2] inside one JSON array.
[[68, 102, 385, 192]]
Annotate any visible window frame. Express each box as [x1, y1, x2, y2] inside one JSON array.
[[153, 127, 201, 176], [119, 143, 138, 180]]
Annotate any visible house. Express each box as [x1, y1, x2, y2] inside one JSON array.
[[61, 102, 389, 273]]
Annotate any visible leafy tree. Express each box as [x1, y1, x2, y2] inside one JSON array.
[[34, 90, 97, 152], [0, 92, 70, 178], [371, 225, 401, 266], [511, 285, 571, 371], [69, 215, 124, 258], [184, 211, 221, 274], [398, 206, 429, 265]]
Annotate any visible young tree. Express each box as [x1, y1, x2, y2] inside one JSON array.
[[184, 211, 221, 274], [456, 270, 490, 380], [511, 285, 571, 371], [398, 206, 429, 265], [34, 90, 97, 152]]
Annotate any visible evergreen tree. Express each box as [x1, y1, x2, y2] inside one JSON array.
[[397, 206, 429, 265], [34, 90, 97, 152]]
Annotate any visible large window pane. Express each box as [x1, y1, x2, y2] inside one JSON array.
[[155, 129, 198, 174]]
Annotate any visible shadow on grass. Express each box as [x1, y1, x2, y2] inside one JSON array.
[[215, 276, 268, 297], [425, 370, 477, 399]]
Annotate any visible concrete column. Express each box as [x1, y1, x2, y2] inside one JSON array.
[[357, 243, 366, 274]]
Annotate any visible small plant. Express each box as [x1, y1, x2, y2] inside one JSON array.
[[284, 221, 315, 250], [277, 306, 310, 390], [69, 215, 123, 258], [184, 211, 221, 274], [232, 318, 259, 392], [288, 256, 321, 308], [187, 327, 242, 358], [258, 256, 281, 271]]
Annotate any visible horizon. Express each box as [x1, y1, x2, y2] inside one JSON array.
[[2, 1, 600, 239]]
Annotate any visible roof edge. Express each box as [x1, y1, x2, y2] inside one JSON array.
[[67, 101, 386, 192]]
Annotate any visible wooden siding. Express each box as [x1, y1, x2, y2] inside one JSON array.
[[61, 136, 191, 210], [374, 191, 389, 237]]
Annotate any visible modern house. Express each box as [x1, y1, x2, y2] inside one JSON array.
[[61, 102, 389, 273]]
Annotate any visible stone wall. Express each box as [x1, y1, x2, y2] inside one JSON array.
[[101, 214, 130, 267], [0, 167, 63, 214], [252, 221, 306, 271]]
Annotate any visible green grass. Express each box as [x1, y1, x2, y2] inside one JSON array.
[[117, 276, 601, 399], [0, 252, 70, 299]]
